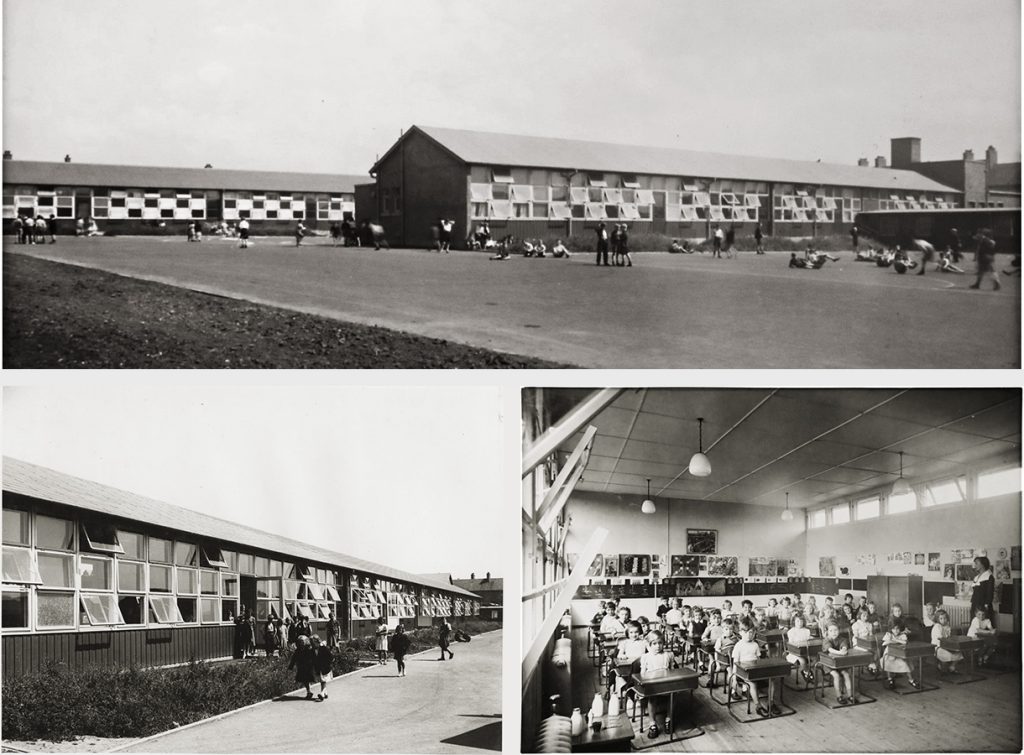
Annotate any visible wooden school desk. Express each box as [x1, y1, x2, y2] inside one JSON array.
[[729, 658, 796, 723], [571, 711, 635, 753], [813, 649, 878, 709], [939, 635, 987, 684], [629, 667, 705, 748], [884, 641, 939, 694], [757, 628, 787, 657], [785, 638, 823, 692]]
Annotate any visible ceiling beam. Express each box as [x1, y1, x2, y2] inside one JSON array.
[[536, 425, 595, 533], [522, 389, 623, 477], [605, 389, 648, 494]]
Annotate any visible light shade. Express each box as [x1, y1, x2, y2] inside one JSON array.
[[641, 498, 657, 514], [688, 452, 712, 477], [891, 477, 913, 496], [781, 508, 794, 521]]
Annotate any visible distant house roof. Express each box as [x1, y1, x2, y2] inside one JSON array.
[[2, 457, 478, 599], [989, 162, 1021, 190], [2, 161, 367, 194], [373, 126, 960, 195], [418, 573, 454, 586], [452, 577, 504, 592]]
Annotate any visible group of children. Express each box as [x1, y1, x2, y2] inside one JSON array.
[[593, 592, 999, 731]]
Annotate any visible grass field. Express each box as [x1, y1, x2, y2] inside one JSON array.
[[4, 236, 1020, 368]]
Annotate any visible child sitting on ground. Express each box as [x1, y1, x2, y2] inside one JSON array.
[[640, 630, 674, 739], [881, 618, 920, 690], [821, 622, 856, 705], [551, 239, 571, 258], [931, 609, 963, 674], [966, 609, 998, 665], [785, 613, 814, 684], [731, 618, 782, 717]]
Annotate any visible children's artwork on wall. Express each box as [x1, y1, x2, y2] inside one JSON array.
[[927, 553, 941, 571], [587, 554, 604, 577], [856, 553, 876, 566], [1012, 546, 1021, 571], [686, 528, 718, 555], [604, 556, 619, 578], [956, 563, 979, 581], [698, 556, 708, 572], [994, 559, 1011, 582], [708, 556, 738, 576], [887, 552, 901, 563], [819, 556, 836, 577], [943, 564, 955, 580], [787, 559, 802, 577], [619, 554, 651, 577], [776, 560, 789, 577], [952, 548, 975, 562], [748, 557, 771, 577], [665, 577, 728, 597], [914, 553, 925, 565], [902, 551, 913, 565], [955, 581, 974, 600]]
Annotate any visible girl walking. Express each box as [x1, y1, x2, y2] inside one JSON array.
[[375, 617, 389, 665], [391, 623, 411, 677]]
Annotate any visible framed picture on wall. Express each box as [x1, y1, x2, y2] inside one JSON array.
[[620, 554, 651, 576], [686, 528, 717, 555]]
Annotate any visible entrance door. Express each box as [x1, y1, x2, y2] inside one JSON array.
[[240, 575, 258, 617]]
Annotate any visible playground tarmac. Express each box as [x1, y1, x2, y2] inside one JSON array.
[[6, 237, 1019, 368], [117, 630, 502, 753]]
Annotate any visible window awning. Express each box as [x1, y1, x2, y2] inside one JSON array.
[[201, 546, 228, 569], [683, 183, 700, 192], [510, 185, 533, 202], [470, 183, 491, 202], [491, 169, 514, 184], [569, 187, 589, 205], [548, 202, 571, 219], [796, 189, 809, 196], [622, 177, 641, 189], [585, 202, 607, 219], [694, 192, 711, 206], [325, 584, 342, 602], [602, 188, 623, 204], [81, 522, 125, 555], [587, 176, 608, 188], [719, 192, 739, 205], [488, 200, 513, 220], [306, 582, 325, 601], [618, 204, 641, 220], [81, 594, 124, 626], [635, 190, 655, 205], [2, 548, 42, 584], [744, 194, 760, 206]]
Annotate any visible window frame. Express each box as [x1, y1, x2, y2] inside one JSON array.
[[976, 465, 1021, 500], [854, 496, 880, 521]]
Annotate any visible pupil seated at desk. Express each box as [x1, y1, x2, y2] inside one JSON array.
[[765, 598, 779, 619], [591, 601, 608, 626], [785, 614, 815, 683], [865, 601, 882, 633], [664, 599, 683, 629], [842, 593, 856, 615], [967, 608, 998, 665], [601, 605, 630, 636], [608, 620, 646, 696], [851, 609, 878, 674], [822, 622, 857, 705], [731, 617, 783, 717], [837, 604, 855, 636], [881, 618, 921, 690], [932, 609, 963, 674], [922, 602, 938, 629], [640, 630, 675, 739], [636, 616, 652, 636], [886, 602, 906, 632], [738, 599, 754, 624], [687, 609, 708, 667], [700, 611, 725, 673], [776, 597, 794, 627], [720, 600, 735, 621], [655, 597, 671, 624], [752, 607, 768, 632], [706, 617, 738, 689]]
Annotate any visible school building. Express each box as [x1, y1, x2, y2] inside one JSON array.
[[453, 573, 505, 623], [365, 126, 963, 249], [892, 138, 1022, 210], [522, 388, 1021, 752], [1, 457, 481, 680], [1, 156, 364, 236]]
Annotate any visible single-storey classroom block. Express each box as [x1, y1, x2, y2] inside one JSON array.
[[1, 458, 480, 679], [365, 126, 962, 249], [522, 388, 1021, 752], [1, 159, 364, 236]]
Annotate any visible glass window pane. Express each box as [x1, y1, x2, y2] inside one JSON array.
[[119, 595, 144, 624], [119, 531, 146, 560], [201, 546, 228, 568], [80, 556, 112, 590], [238, 553, 255, 575], [222, 598, 238, 622], [36, 515, 75, 551], [201, 598, 220, 623], [2, 509, 30, 545], [118, 561, 145, 592], [284, 581, 301, 600], [2, 547, 42, 583], [2, 591, 29, 628], [174, 542, 197, 566], [81, 522, 124, 554], [888, 491, 917, 514], [150, 537, 172, 563], [855, 497, 880, 520], [176, 568, 197, 595], [37, 591, 76, 627], [306, 583, 325, 601], [255, 556, 269, 576], [269, 560, 282, 577], [177, 597, 197, 623], [977, 467, 1021, 499], [831, 504, 850, 525], [80, 594, 124, 625], [38, 552, 74, 588], [200, 570, 218, 595], [808, 510, 826, 528], [149, 595, 182, 623], [924, 477, 966, 506], [222, 573, 239, 596], [150, 564, 172, 592]]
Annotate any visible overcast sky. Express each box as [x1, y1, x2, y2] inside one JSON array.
[[3, 0, 1019, 174], [3, 386, 506, 579]]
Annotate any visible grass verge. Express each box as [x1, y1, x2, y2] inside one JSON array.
[[2, 254, 569, 368]]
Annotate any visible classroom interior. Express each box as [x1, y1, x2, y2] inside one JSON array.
[[522, 388, 1022, 752]]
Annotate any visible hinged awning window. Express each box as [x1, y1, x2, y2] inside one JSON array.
[[585, 202, 607, 219], [149, 595, 184, 624], [491, 167, 514, 184], [81, 594, 124, 625], [324, 584, 342, 602], [200, 546, 228, 569], [488, 200, 513, 219], [549, 202, 571, 219], [602, 188, 623, 204], [618, 204, 641, 220], [743, 194, 760, 206], [719, 192, 739, 205], [510, 185, 533, 202], [470, 183, 491, 202], [2, 548, 42, 584], [622, 175, 641, 189], [81, 522, 125, 555], [635, 190, 655, 205]]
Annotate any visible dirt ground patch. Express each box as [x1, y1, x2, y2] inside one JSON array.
[[3, 254, 568, 368]]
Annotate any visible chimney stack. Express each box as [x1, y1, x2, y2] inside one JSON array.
[[891, 137, 921, 169], [64, 154, 71, 163], [986, 145, 998, 169], [3, 150, 11, 161], [470, 572, 475, 580], [874, 156, 887, 168], [486, 571, 491, 581], [857, 158, 869, 167], [963, 149, 975, 161]]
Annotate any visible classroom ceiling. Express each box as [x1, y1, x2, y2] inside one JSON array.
[[546, 388, 1021, 510]]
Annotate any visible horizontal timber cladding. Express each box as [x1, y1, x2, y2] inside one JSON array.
[[2, 624, 234, 680]]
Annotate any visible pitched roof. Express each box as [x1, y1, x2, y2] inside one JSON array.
[[1, 457, 478, 599], [989, 162, 1021, 190], [452, 577, 504, 592], [396, 125, 960, 194], [2, 161, 367, 194]]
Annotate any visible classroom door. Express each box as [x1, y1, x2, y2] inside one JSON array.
[[240, 576, 258, 617]]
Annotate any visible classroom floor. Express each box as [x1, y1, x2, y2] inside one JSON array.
[[569, 628, 1022, 752]]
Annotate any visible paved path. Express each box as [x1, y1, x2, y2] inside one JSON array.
[[120, 631, 501, 753], [7, 238, 1019, 367]]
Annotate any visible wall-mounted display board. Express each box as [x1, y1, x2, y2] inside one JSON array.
[[686, 529, 718, 555], [670, 555, 700, 577], [743, 580, 793, 596], [659, 576, 744, 597], [574, 582, 657, 600], [807, 577, 839, 595], [619, 554, 651, 577]]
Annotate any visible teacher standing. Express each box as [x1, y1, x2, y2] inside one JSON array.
[[970, 556, 996, 621]]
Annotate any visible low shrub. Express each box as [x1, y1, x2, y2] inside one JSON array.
[[2, 620, 500, 741]]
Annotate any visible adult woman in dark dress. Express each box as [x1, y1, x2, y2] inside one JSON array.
[[970, 556, 996, 621]]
